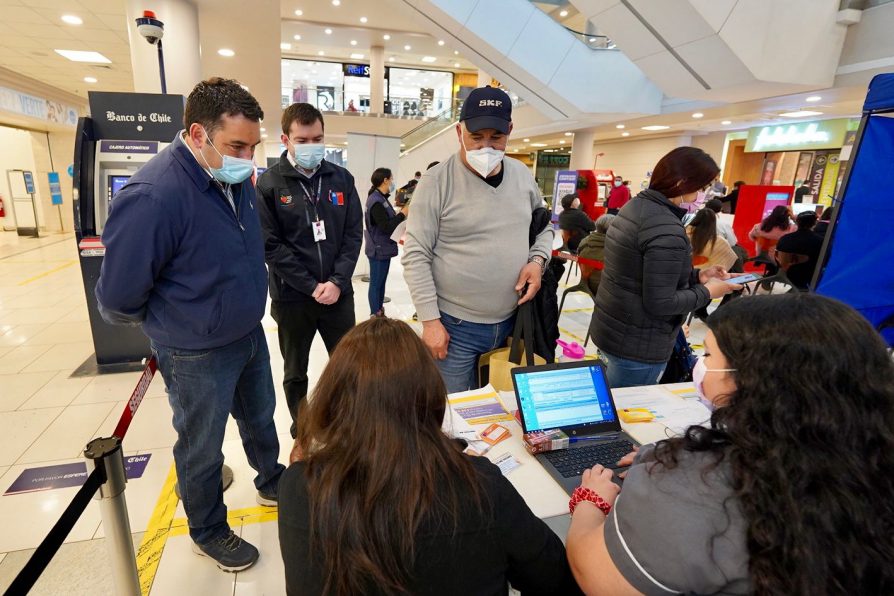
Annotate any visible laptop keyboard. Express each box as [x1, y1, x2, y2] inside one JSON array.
[[542, 440, 634, 478]]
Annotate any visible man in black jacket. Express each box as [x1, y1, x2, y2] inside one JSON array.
[[257, 103, 362, 437], [557, 194, 595, 252]]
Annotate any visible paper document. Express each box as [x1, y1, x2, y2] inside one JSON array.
[[389, 220, 407, 243], [615, 386, 710, 436], [447, 385, 514, 425]]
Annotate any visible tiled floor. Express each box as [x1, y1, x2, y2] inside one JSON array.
[[0, 230, 713, 594]]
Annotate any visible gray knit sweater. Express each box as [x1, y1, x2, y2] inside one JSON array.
[[402, 153, 553, 324]]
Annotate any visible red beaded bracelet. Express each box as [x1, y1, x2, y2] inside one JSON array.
[[569, 486, 612, 516]]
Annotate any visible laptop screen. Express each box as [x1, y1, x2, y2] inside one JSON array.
[[513, 363, 617, 432]]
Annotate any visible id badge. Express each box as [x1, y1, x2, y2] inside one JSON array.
[[312, 220, 326, 242]]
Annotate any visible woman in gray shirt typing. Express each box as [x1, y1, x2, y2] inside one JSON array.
[[566, 293, 894, 595]]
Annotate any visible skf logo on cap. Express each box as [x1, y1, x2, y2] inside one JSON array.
[[479, 99, 503, 107], [280, 195, 293, 205]]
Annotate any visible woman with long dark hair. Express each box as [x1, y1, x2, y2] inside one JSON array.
[[365, 167, 407, 317], [591, 147, 738, 388], [567, 293, 894, 595], [278, 317, 580, 595], [748, 204, 795, 262]]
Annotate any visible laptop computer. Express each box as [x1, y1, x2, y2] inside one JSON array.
[[510, 359, 640, 495]]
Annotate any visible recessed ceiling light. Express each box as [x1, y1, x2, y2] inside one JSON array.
[[438, 40, 445, 46], [61, 15, 82, 25], [218, 48, 235, 57], [294, 9, 303, 16], [351, 53, 364, 59], [615, 124, 625, 129], [805, 95, 822, 102], [404, 45, 411, 50], [401, 143, 406, 147], [360, 16, 368, 23], [523, 138, 530, 142], [588, 37, 597, 42], [531, 143, 548, 147], [261, 134, 268, 138], [453, 62, 460, 68], [261, 127, 266, 132], [350, 40, 357, 46], [388, 56, 395, 62], [54, 49, 111, 63], [721, 120, 732, 125], [383, 34, 391, 40], [332, 0, 340, 5], [559, 10, 568, 17], [293, 34, 301, 40], [780, 110, 823, 118], [621, 132, 630, 137], [421, 56, 436, 63], [280, 43, 292, 50], [83, 76, 97, 83], [324, 28, 332, 34], [692, 112, 704, 119], [318, 50, 325, 56], [641, 125, 670, 131], [559, 140, 566, 144], [564, 131, 573, 136]]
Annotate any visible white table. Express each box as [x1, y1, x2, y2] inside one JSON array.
[[448, 383, 711, 521]]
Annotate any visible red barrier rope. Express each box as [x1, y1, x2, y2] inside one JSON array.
[[112, 356, 157, 440]]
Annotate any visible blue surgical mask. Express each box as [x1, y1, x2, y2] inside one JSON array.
[[201, 129, 254, 184], [293, 143, 326, 170], [388, 182, 396, 194]]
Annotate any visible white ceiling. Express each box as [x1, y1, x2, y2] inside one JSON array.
[[0, 0, 134, 97]]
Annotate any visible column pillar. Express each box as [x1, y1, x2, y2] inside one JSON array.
[[370, 45, 385, 114], [477, 70, 492, 88], [125, 0, 202, 96], [570, 131, 596, 170]]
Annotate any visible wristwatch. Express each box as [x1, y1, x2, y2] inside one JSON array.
[[528, 255, 547, 274]]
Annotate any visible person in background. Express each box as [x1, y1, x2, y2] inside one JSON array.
[[365, 167, 407, 317], [346, 99, 358, 112], [591, 147, 738, 388], [606, 174, 631, 215], [566, 293, 894, 595], [748, 205, 795, 269], [395, 170, 422, 207], [96, 78, 284, 571], [577, 214, 614, 295], [721, 180, 745, 214], [403, 86, 552, 393], [687, 208, 741, 320], [558, 193, 595, 253], [814, 205, 834, 238], [775, 211, 824, 290], [704, 198, 745, 259], [257, 102, 363, 438], [794, 181, 811, 203], [278, 318, 581, 595]]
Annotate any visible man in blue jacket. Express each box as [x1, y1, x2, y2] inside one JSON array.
[[96, 78, 285, 572], [256, 103, 362, 437]]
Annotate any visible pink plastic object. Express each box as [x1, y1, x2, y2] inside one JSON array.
[[556, 339, 585, 360]]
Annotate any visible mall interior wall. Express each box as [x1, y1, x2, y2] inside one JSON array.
[[592, 135, 694, 190], [397, 125, 460, 185], [0, 126, 45, 231], [28, 131, 75, 233]]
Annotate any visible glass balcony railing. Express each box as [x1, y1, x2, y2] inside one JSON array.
[[528, 0, 617, 51], [401, 98, 464, 154]]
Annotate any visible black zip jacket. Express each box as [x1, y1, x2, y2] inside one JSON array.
[[256, 152, 363, 302]]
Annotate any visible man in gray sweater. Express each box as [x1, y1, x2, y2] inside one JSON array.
[[403, 86, 553, 393]]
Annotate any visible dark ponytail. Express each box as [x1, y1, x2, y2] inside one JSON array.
[[369, 167, 392, 196]]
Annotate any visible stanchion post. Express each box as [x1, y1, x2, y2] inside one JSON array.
[[85, 437, 140, 596]]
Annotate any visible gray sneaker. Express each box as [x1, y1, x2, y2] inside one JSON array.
[[192, 530, 259, 572], [256, 490, 277, 507]]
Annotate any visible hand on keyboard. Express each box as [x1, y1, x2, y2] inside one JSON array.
[[616, 447, 639, 479]]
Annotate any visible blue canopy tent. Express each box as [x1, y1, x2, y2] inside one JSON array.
[[813, 73, 894, 346]]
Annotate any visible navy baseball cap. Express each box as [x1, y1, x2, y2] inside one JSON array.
[[460, 86, 512, 134]]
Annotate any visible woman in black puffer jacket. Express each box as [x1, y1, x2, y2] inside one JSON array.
[[591, 147, 739, 388]]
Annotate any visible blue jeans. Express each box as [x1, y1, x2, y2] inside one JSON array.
[[152, 324, 285, 544], [600, 350, 667, 389], [437, 311, 516, 394], [368, 258, 391, 315]]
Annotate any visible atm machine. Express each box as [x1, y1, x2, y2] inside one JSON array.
[[73, 91, 184, 370]]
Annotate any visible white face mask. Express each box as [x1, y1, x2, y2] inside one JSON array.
[[461, 134, 504, 178], [692, 356, 736, 412]]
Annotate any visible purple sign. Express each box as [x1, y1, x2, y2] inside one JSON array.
[[4, 454, 152, 496], [98, 140, 159, 154]]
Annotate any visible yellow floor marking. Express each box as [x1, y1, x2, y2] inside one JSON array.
[[560, 307, 594, 313], [136, 464, 179, 596], [558, 326, 586, 344], [168, 506, 280, 539], [17, 260, 76, 286]]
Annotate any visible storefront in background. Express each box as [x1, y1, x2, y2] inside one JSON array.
[[724, 118, 859, 207], [281, 59, 454, 117], [534, 151, 571, 198]]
